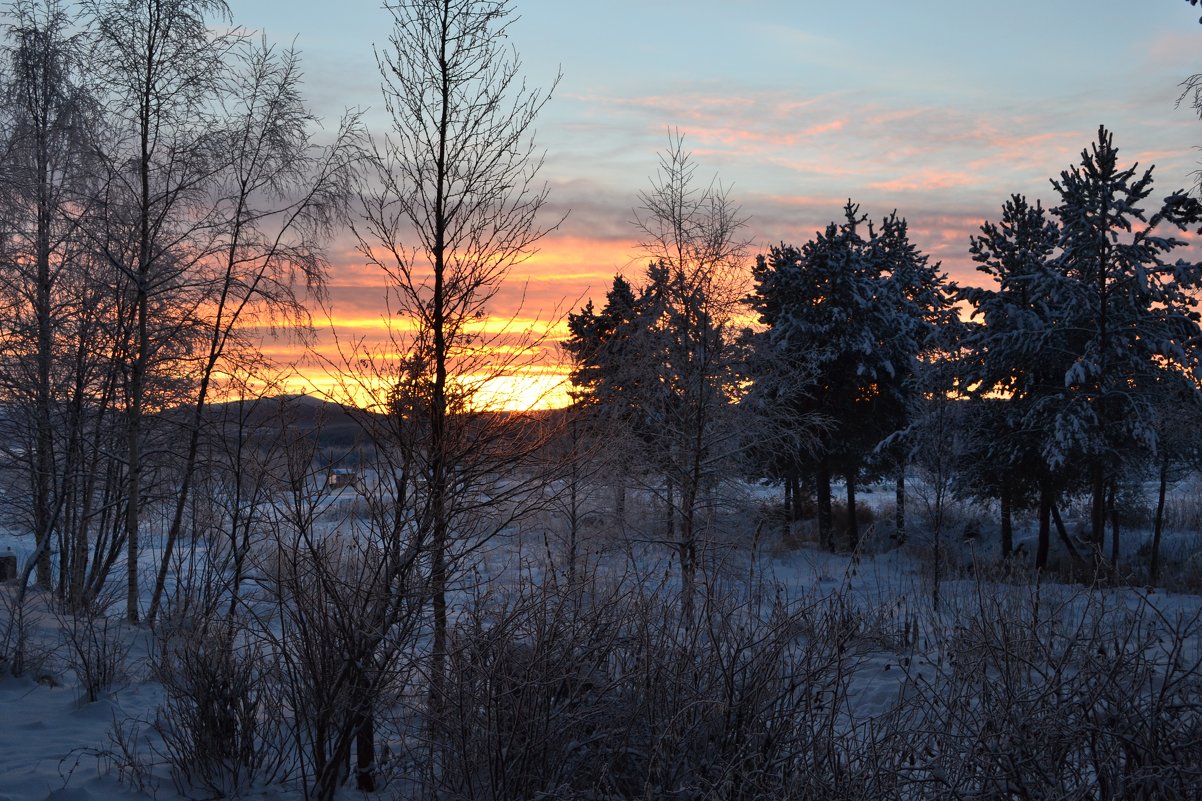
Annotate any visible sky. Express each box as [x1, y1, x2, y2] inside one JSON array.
[[233, 0, 1202, 408]]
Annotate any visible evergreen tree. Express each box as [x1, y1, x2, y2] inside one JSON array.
[[1050, 126, 1202, 554], [565, 137, 746, 620], [748, 203, 948, 550], [563, 275, 648, 531], [961, 193, 1069, 567], [962, 129, 1202, 570], [564, 275, 642, 416], [872, 212, 959, 542]]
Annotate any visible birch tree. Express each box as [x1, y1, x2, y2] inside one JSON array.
[[86, 0, 241, 622], [569, 136, 747, 620], [143, 39, 362, 625], [0, 0, 98, 593], [356, 0, 559, 712]]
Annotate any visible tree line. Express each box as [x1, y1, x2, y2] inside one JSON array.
[[0, 0, 362, 625], [566, 126, 1202, 585], [5, 0, 1200, 640]]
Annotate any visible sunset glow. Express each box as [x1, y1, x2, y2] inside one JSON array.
[[229, 0, 1202, 411]]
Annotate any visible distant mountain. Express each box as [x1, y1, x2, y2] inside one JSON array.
[[193, 393, 560, 457], [200, 394, 369, 451]]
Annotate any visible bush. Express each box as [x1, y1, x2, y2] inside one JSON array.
[[1, 584, 59, 683], [434, 559, 1202, 801], [434, 567, 897, 801], [56, 594, 130, 703], [831, 500, 874, 538], [907, 582, 1202, 799], [264, 531, 422, 801], [152, 614, 283, 796], [103, 525, 1202, 801]]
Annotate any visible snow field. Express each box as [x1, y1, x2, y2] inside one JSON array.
[[3, 484, 1202, 799]]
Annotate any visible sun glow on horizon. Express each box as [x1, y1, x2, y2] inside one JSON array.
[[255, 361, 574, 412], [237, 233, 652, 411]]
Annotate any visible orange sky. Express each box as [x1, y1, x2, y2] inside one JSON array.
[[231, 1, 1202, 411], [257, 233, 637, 411], [260, 217, 976, 412], [257, 172, 1202, 412]]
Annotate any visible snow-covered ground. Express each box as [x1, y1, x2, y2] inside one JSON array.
[[3, 482, 1202, 800]]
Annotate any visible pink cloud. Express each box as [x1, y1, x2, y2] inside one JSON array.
[[868, 170, 980, 193]]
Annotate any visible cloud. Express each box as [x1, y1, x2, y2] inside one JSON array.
[[868, 171, 980, 193], [255, 49, 1202, 407]]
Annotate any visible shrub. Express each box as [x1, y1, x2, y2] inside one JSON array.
[[906, 583, 1202, 799], [152, 614, 283, 796], [1, 584, 58, 682], [56, 594, 130, 703], [434, 567, 893, 801]]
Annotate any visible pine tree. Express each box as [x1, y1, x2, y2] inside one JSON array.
[[748, 203, 948, 550], [962, 129, 1202, 570], [872, 212, 958, 542], [564, 275, 643, 416], [1050, 126, 1202, 555], [563, 275, 648, 531], [961, 194, 1068, 568]]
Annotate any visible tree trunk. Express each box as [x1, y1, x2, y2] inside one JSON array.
[[1050, 504, 1083, 564], [1108, 478, 1120, 569], [429, 523, 447, 711], [790, 472, 803, 521], [846, 472, 858, 552], [34, 158, 53, 591], [1000, 483, 1013, 558], [428, 21, 452, 718], [816, 466, 833, 551], [783, 473, 792, 521], [614, 479, 626, 536], [567, 419, 580, 584], [126, 65, 156, 624], [355, 708, 376, 792], [1036, 482, 1051, 571], [125, 303, 146, 623], [665, 476, 675, 541], [1151, 452, 1168, 585], [1090, 461, 1107, 548], [895, 466, 906, 544], [679, 509, 696, 623]]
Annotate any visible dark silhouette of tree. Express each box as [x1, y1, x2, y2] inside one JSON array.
[[565, 275, 645, 429], [566, 135, 747, 620], [748, 203, 948, 551], [962, 131, 1202, 571], [871, 212, 958, 543], [564, 274, 645, 531], [0, 0, 98, 594], [1050, 126, 1202, 561], [143, 40, 363, 626], [960, 194, 1068, 568], [86, 0, 243, 622], [354, 0, 559, 760]]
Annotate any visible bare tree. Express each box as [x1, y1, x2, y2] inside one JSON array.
[[84, 0, 242, 622], [632, 133, 748, 621], [354, 0, 560, 710], [252, 418, 425, 800], [0, 0, 99, 596], [142, 39, 363, 625]]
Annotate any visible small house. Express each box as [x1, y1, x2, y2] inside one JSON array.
[[326, 467, 358, 490]]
